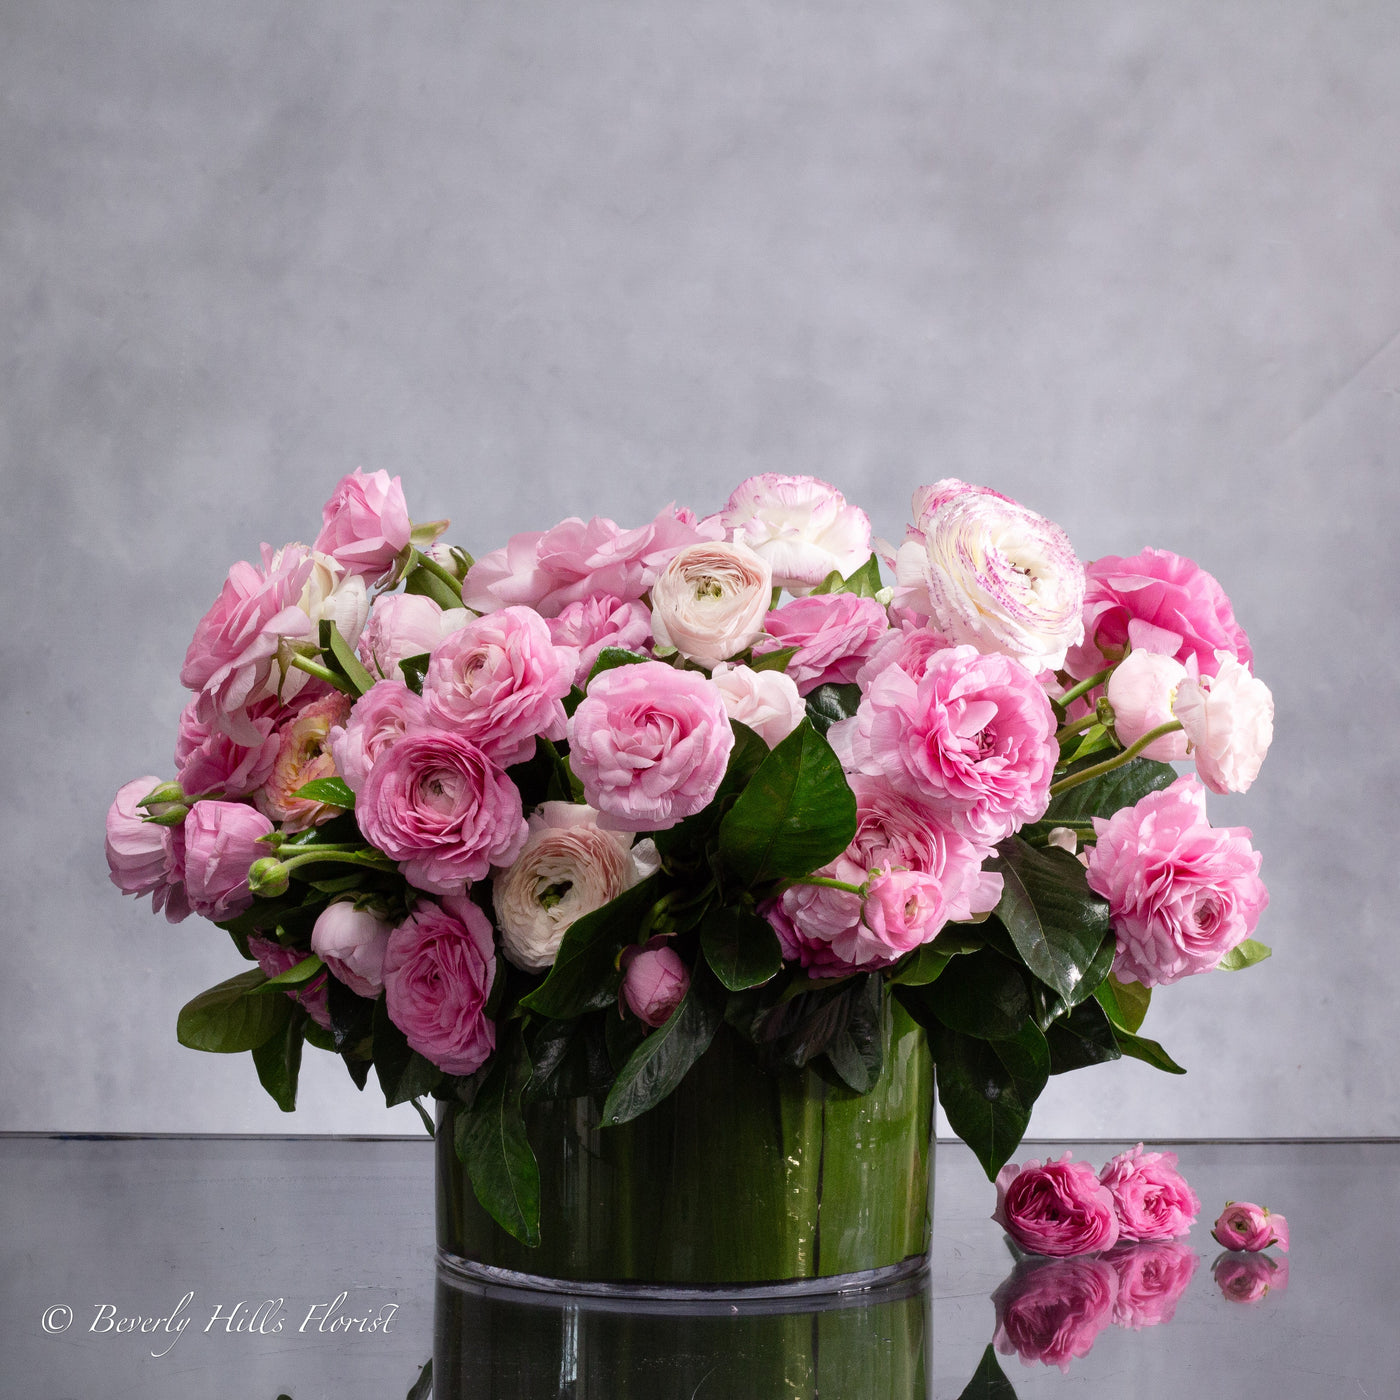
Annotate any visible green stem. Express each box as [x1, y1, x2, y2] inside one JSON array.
[[1056, 712, 1102, 742], [1056, 664, 1116, 711], [277, 847, 398, 876], [285, 653, 357, 695], [413, 548, 466, 598], [781, 875, 865, 896], [1048, 720, 1184, 797]]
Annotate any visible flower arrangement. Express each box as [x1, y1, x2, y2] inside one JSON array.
[[106, 470, 1274, 1247]]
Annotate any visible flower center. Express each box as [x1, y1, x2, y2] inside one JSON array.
[[537, 880, 573, 910]]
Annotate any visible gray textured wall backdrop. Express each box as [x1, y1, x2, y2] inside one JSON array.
[[2, 0, 1397, 1135]]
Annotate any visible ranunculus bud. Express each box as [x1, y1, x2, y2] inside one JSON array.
[[313, 468, 413, 581], [620, 938, 690, 1027], [1105, 651, 1191, 760], [859, 867, 948, 957], [105, 776, 173, 895], [183, 801, 276, 921], [648, 541, 773, 668], [357, 593, 469, 682], [1173, 652, 1274, 795], [1213, 1251, 1289, 1303], [1211, 1201, 1288, 1253], [247, 856, 291, 897], [311, 902, 392, 998]]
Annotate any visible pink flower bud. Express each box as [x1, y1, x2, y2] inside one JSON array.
[[1211, 1201, 1288, 1253], [1213, 1251, 1289, 1302], [620, 939, 690, 1027], [311, 902, 392, 998], [1173, 653, 1274, 794], [182, 801, 275, 922], [313, 468, 412, 580], [105, 776, 171, 896], [1105, 651, 1191, 760]]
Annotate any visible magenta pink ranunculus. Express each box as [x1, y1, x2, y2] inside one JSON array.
[[1211, 1202, 1289, 1253], [1098, 1143, 1200, 1242], [357, 593, 468, 682], [620, 937, 690, 1027], [1214, 1252, 1289, 1302], [462, 506, 722, 618], [310, 902, 392, 999], [247, 935, 332, 1029], [1104, 1242, 1198, 1328], [422, 606, 578, 767], [1085, 775, 1268, 987], [838, 645, 1059, 848], [548, 593, 653, 686], [753, 592, 889, 694], [356, 731, 527, 894], [312, 468, 412, 580], [858, 867, 949, 954], [182, 801, 275, 922], [991, 1257, 1118, 1373], [993, 1153, 1121, 1257], [328, 679, 430, 794], [567, 662, 734, 832], [382, 896, 497, 1076], [1065, 547, 1253, 681]]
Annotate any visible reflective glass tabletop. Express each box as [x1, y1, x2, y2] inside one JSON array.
[[3, 1135, 1395, 1397]]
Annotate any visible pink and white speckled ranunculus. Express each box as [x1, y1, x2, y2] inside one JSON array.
[[1098, 1144, 1200, 1241], [547, 594, 654, 686], [620, 937, 690, 1027], [993, 1154, 1121, 1257], [328, 680, 430, 793], [356, 730, 527, 894], [648, 541, 773, 668], [1212, 1202, 1289, 1253], [709, 663, 806, 748], [312, 468, 412, 581], [1085, 775, 1268, 987], [311, 902, 392, 998], [182, 801, 275, 922], [753, 592, 889, 694], [357, 592, 468, 682], [893, 480, 1085, 674], [382, 896, 497, 1076], [1105, 650, 1191, 761], [1173, 653, 1274, 795], [567, 662, 734, 831], [712, 473, 873, 591]]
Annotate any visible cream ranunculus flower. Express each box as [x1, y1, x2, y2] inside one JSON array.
[[269, 544, 371, 705], [709, 662, 806, 748], [492, 803, 659, 972], [648, 541, 773, 668], [1173, 652, 1274, 794]]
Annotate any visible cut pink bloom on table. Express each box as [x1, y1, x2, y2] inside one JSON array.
[[993, 1153, 1121, 1256]]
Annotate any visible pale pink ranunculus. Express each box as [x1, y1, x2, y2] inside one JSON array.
[[182, 801, 275, 922], [462, 505, 723, 618], [313, 468, 413, 580], [711, 474, 873, 591], [328, 680, 431, 794], [382, 895, 497, 1076], [858, 867, 949, 956], [310, 902, 392, 998], [1098, 1144, 1200, 1241], [648, 541, 773, 668], [1211, 1202, 1289, 1253], [1104, 1242, 1198, 1328], [567, 662, 734, 832], [893, 480, 1085, 674], [548, 593, 654, 686], [855, 617, 954, 689], [1214, 1252, 1289, 1303], [620, 937, 690, 1027], [993, 1153, 1121, 1257], [357, 593, 469, 682], [422, 607, 578, 767], [105, 776, 174, 897], [1085, 775, 1268, 987], [1173, 653, 1274, 795], [992, 1257, 1118, 1373], [1065, 547, 1253, 681], [1105, 650, 1191, 761], [356, 731, 527, 894], [174, 695, 283, 799], [254, 691, 353, 831], [247, 935, 332, 1029], [709, 662, 806, 748], [753, 592, 889, 694], [839, 645, 1059, 848]]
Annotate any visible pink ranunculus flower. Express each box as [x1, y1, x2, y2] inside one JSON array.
[[993, 1153, 1121, 1257], [1104, 650, 1192, 760], [839, 645, 1059, 848], [248, 935, 333, 1029], [356, 731, 528, 894], [311, 902, 392, 998], [1214, 1251, 1289, 1303], [1104, 1242, 1199, 1328], [254, 691, 353, 831], [548, 593, 654, 686], [712, 473, 873, 592], [105, 776, 173, 897], [313, 468, 412, 581], [174, 695, 284, 800], [1065, 547, 1253, 681], [753, 592, 889, 695], [855, 616, 954, 689], [567, 662, 734, 832], [182, 801, 275, 922], [991, 1257, 1118, 1373], [1211, 1202, 1289, 1253], [858, 867, 949, 956], [462, 505, 723, 618], [328, 679, 430, 793], [1085, 775, 1268, 987], [1099, 1144, 1200, 1241], [357, 593, 469, 682], [893, 480, 1085, 674], [382, 896, 497, 1076], [648, 541, 773, 668], [620, 937, 690, 1027], [422, 606, 578, 767], [1173, 652, 1274, 795], [709, 662, 806, 748]]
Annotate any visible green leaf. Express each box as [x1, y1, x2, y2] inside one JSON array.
[[398, 652, 431, 694], [957, 1343, 1018, 1400], [372, 997, 443, 1106], [651, 719, 770, 859], [718, 720, 856, 886], [252, 1006, 306, 1111], [524, 1014, 615, 1102], [585, 647, 651, 686], [601, 971, 724, 1126], [1044, 997, 1121, 1075], [888, 942, 960, 987], [932, 1020, 1051, 1179], [1218, 938, 1272, 972], [319, 619, 375, 696], [1094, 973, 1151, 1034], [405, 1358, 434, 1400], [325, 973, 375, 1056], [699, 906, 784, 990], [811, 555, 882, 597], [290, 776, 355, 809], [1029, 932, 1116, 1026], [506, 735, 574, 810], [1062, 722, 1116, 764], [1044, 756, 1178, 822], [988, 838, 1111, 1003], [455, 1030, 541, 1246], [803, 682, 862, 737], [747, 978, 860, 1070], [823, 974, 885, 1094], [403, 561, 462, 610], [927, 951, 1031, 1040], [748, 645, 800, 674], [1113, 1026, 1187, 1074], [251, 954, 324, 992], [177, 969, 289, 1053]]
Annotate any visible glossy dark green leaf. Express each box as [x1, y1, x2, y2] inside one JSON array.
[[455, 1029, 541, 1246], [1112, 1026, 1187, 1074], [1044, 756, 1178, 822], [252, 1005, 306, 1111], [398, 651, 431, 694], [888, 943, 956, 987], [1094, 973, 1151, 1034], [372, 997, 443, 1106], [524, 1014, 614, 1102], [506, 735, 574, 809], [177, 969, 288, 1053], [699, 906, 784, 990], [585, 647, 651, 686], [319, 619, 375, 696], [251, 953, 324, 992], [1218, 938, 1272, 971], [651, 720, 770, 859], [604, 1004, 648, 1070], [326, 972, 375, 1056], [824, 974, 885, 1093], [718, 720, 856, 886], [957, 1343, 1018, 1400], [748, 644, 800, 674], [751, 979, 858, 1070], [1030, 932, 1116, 1026], [989, 838, 1111, 1002], [1045, 997, 1121, 1074], [928, 951, 1032, 1040], [291, 776, 356, 810], [342, 1052, 371, 1090], [405, 1358, 434, 1400], [803, 681, 862, 736]]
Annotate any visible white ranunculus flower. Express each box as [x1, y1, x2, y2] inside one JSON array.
[[266, 544, 371, 705], [1173, 652, 1274, 794], [1105, 650, 1191, 760], [648, 541, 773, 668], [709, 662, 806, 748], [893, 479, 1085, 674], [357, 593, 469, 681], [493, 803, 653, 972], [714, 474, 873, 591]]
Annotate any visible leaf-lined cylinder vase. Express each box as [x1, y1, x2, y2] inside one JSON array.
[[436, 999, 935, 1298]]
